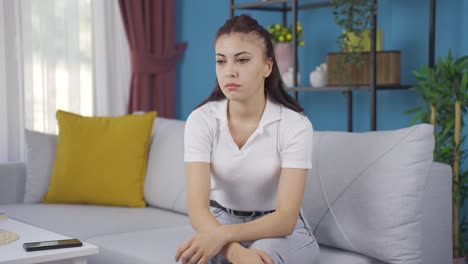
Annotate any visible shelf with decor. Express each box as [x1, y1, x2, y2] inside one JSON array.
[[285, 84, 412, 92], [229, 0, 436, 132]]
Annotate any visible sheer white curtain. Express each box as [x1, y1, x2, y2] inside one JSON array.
[[0, 0, 130, 163], [20, 0, 94, 134], [92, 0, 130, 117], [0, 0, 24, 162]]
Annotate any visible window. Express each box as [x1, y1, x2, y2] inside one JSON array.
[[1, 0, 127, 162], [20, 0, 93, 134]]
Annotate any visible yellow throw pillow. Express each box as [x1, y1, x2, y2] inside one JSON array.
[[42, 110, 157, 207]]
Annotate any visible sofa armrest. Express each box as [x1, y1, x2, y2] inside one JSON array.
[[421, 161, 452, 264], [0, 162, 26, 204]]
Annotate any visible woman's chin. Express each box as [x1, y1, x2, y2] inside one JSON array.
[[223, 91, 244, 101], [226, 95, 247, 103]]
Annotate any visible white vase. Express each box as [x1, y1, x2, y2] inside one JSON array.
[[309, 63, 327, 88], [282, 67, 301, 88]]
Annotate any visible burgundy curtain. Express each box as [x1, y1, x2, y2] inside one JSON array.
[[118, 0, 187, 118]]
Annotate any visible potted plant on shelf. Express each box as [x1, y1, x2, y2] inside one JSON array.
[[406, 51, 468, 263], [267, 21, 304, 79], [330, 0, 379, 85]]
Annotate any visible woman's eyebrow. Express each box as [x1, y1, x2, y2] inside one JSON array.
[[234, 51, 252, 56], [215, 51, 252, 57]]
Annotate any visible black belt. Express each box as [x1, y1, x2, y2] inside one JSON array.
[[210, 200, 275, 217]]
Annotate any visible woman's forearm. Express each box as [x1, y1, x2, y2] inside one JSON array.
[[222, 211, 298, 243], [189, 209, 221, 232]]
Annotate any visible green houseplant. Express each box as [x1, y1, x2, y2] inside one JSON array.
[[407, 51, 468, 260]]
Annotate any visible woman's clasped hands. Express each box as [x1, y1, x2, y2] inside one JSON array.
[[174, 226, 273, 264], [175, 226, 227, 264]]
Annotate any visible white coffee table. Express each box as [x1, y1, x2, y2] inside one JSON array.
[[0, 218, 98, 264]]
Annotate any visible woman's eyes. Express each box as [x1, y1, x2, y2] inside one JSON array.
[[237, 58, 250, 63], [215, 58, 250, 65]]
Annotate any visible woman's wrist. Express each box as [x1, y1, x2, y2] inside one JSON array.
[[217, 225, 233, 244], [224, 242, 244, 262]]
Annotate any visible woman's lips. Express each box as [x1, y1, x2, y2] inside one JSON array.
[[225, 83, 240, 91]]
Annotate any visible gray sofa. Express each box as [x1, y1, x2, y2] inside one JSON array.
[[0, 118, 452, 264]]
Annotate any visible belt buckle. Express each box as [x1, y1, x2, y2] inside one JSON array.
[[235, 210, 256, 218], [226, 208, 234, 215], [228, 208, 257, 218], [247, 211, 257, 217]]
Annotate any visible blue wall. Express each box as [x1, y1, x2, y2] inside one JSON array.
[[176, 0, 468, 133]]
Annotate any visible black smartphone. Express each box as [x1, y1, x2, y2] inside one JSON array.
[[23, 238, 83, 252]]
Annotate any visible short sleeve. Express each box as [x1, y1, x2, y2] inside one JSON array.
[[184, 109, 213, 162], [280, 117, 313, 169]]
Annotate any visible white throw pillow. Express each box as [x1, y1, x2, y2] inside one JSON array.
[[24, 129, 58, 203], [302, 124, 434, 264]]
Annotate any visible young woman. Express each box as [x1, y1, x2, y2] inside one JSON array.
[[175, 15, 318, 264]]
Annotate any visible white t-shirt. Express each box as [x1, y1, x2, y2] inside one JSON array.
[[184, 97, 313, 211]]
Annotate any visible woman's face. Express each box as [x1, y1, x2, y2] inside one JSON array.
[[215, 32, 272, 103]]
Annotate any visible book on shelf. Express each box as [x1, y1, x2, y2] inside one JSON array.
[[0, 211, 7, 220]]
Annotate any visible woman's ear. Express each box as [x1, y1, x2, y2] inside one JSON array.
[[264, 57, 273, 78]]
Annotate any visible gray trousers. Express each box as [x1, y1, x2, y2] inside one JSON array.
[[208, 206, 319, 264]]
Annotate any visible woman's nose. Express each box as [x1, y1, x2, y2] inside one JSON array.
[[224, 63, 238, 78]]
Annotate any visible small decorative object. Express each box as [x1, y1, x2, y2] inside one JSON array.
[[0, 211, 7, 220], [268, 22, 304, 76], [282, 67, 301, 88], [0, 229, 19, 246], [310, 63, 328, 88]]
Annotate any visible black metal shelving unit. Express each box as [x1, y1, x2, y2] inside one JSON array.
[[229, 0, 436, 132]]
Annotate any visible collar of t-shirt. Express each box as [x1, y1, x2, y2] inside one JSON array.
[[210, 97, 282, 134]]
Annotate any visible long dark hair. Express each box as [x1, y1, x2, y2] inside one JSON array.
[[196, 14, 304, 113]]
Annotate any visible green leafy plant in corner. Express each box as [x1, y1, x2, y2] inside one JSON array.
[[331, 0, 375, 83], [406, 50, 468, 258]]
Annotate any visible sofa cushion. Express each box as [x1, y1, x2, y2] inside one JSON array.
[[86, 226, 384, 264], [302, 124, 434, 264], [24, 130, 57, 203], [0, 204, 189, 240], [144, 118, 187, 214], [43, 110, 156, 207], [318, 246, 386, 264], [86, 226, 195, 264]]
